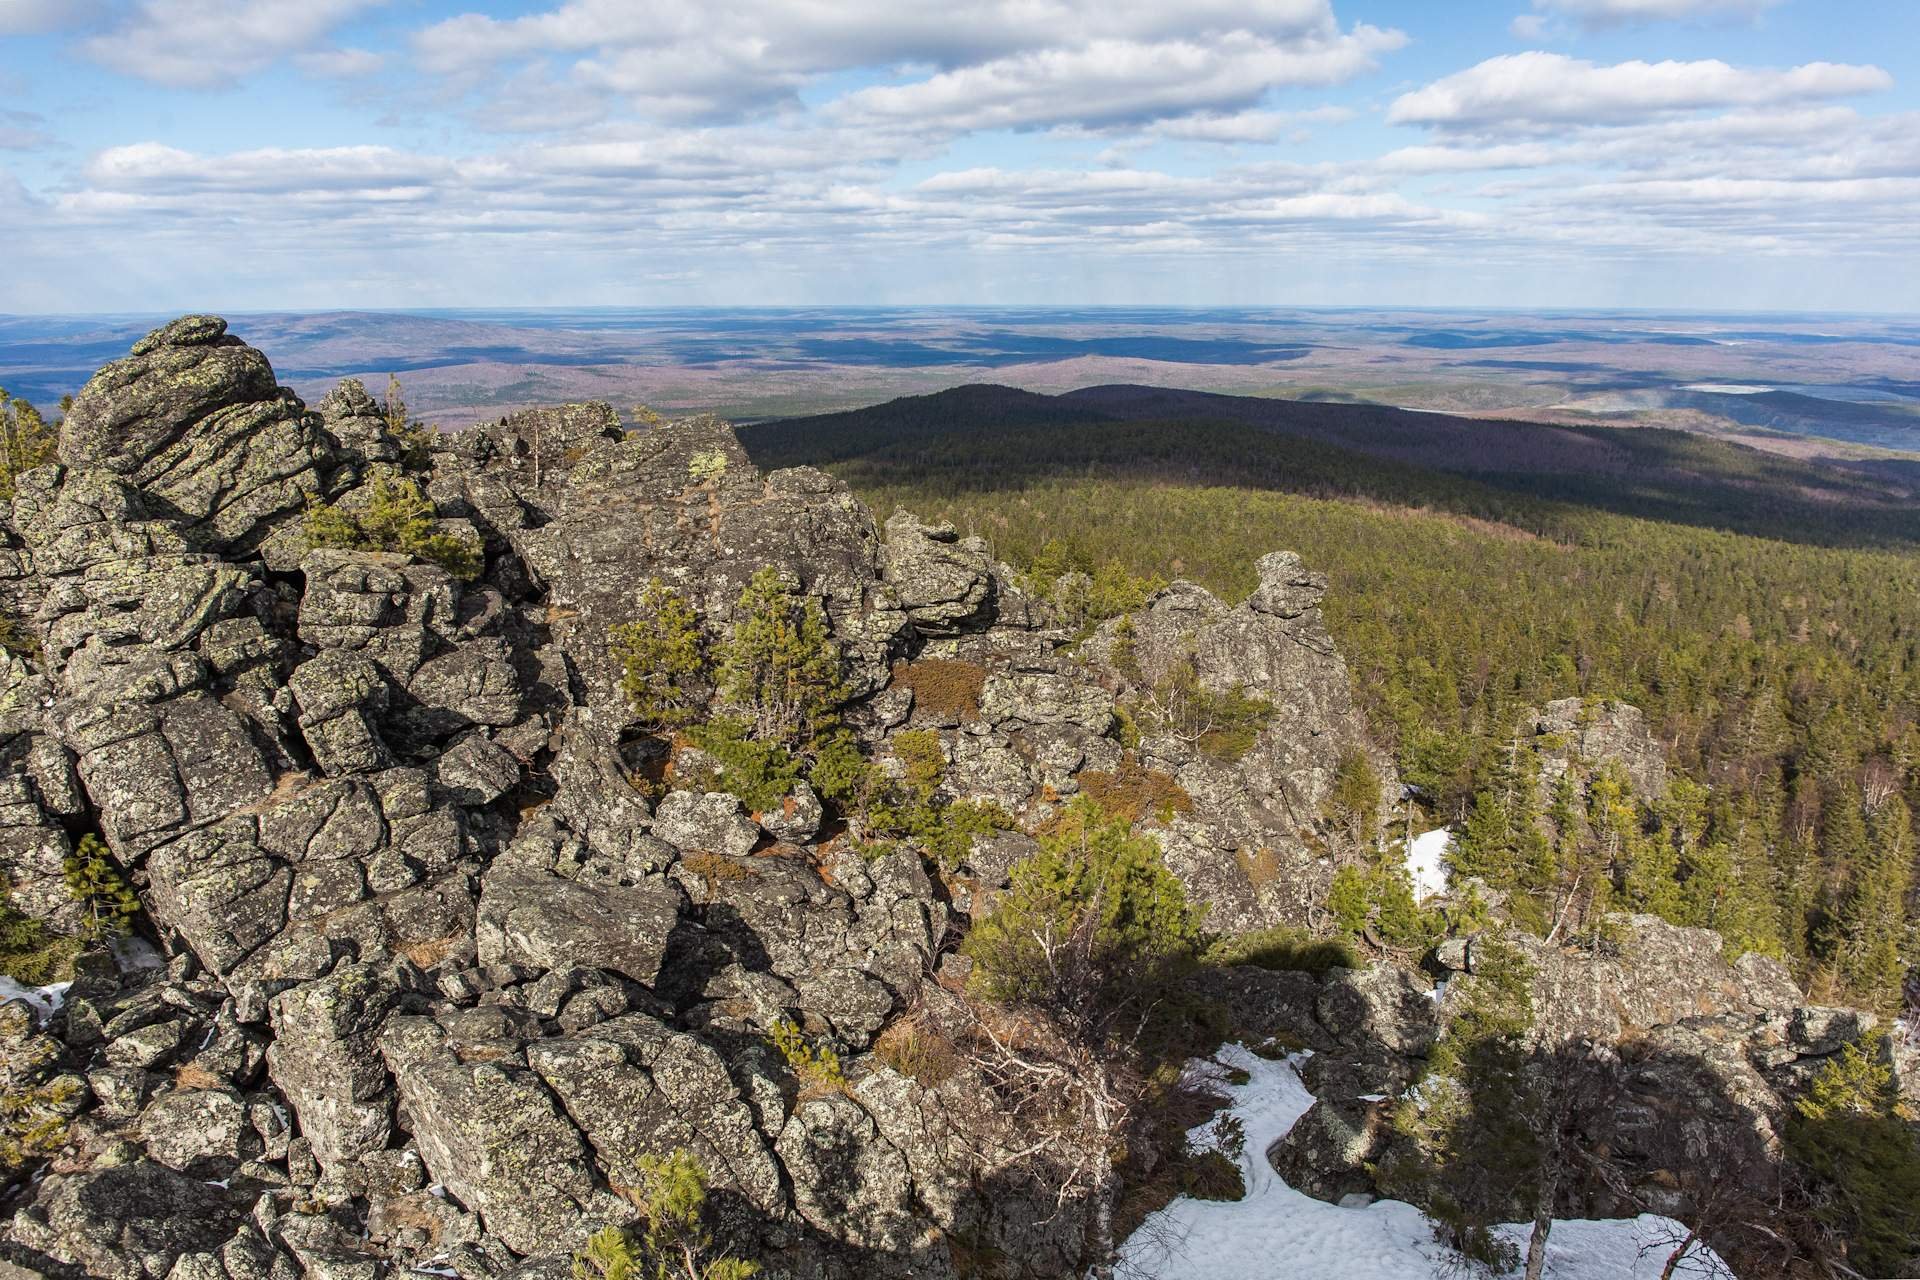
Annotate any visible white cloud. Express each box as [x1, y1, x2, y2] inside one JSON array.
[[1528, 0, 1782, 27], [1388, 52, 1891, 130], [294, 46, 385, 79], [412, 0, 1401, 132], [1140, 107, 1354, 144], [80, 0, 390, 89], [839, 27, 1401, 136], [1509, 14, 1551, 39], [0, 0, 106, 35]]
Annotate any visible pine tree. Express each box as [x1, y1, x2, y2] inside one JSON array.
[[963, 799, 1204, 1277], [715, 568, 846, 747], [62, 834, 141, 943], [571, 1149, 758, 1280], [610, 579, 709, 730], [0, 389, 55, 500]]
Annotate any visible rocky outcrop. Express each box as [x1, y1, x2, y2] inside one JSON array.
[[3, 318, 1119, 1279], [1530, 696, 1668, 799], [1254, 913, 1872, 1245], [1081, 551, 1394, 931], [0, 317, 1857, 1280]]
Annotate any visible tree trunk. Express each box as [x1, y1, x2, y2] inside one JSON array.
[[1085, 1134, 1116, 1280], [1659, 1229, 1699, 1280], [1524, 1204, 1552, 1280]]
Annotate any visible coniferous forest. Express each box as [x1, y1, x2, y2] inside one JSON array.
[[743, 388, 1920, 1012]]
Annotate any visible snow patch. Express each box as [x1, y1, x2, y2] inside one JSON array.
[[1117, 1043, 1730, 1280], [1405, 828, 1452, 903], [0, 976, 71, 1024]]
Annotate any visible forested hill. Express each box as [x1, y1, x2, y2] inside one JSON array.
[[746, 383, 1920, 1013], [741, 382, 1920, 550]]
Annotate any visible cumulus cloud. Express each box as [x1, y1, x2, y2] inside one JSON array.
[[839, 27, 1401, 135], [80, 0, 391, 89], [1528, 0, 1782, 27], [1388, 52, 1891, 130], [412, 0, 1400, 131], [7, 0, 1918, 308]]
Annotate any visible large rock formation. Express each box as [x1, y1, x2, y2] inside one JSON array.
[[0, 320, 1870, 1280]]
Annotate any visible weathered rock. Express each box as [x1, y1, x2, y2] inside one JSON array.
[[267, 964, 401, 1168], [776, 1092, 921, 1252], [1267, 1095, 1391, 1203], [476, 858, 681, 987], [6, 1163, 247, 1280], [290, 649, 393, 775], [137, 1086, 259, 1177], [316, 378, 403, 466], [757, 781, 823, 844], [378, 1017, 598, 1257], [881, 511, 994, 635], [526, 1012, 785, 1214], [1530, 697, 1668, 799], [59, 317, 334, 552], [652, 790, 760, 858]]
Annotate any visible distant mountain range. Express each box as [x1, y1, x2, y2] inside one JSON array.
[[741, 382, 1920, 550]]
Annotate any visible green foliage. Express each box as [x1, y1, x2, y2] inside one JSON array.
[[1, 1033, 76, 1180], [1204, 925, 1359, 976], [683, 718, 802, 813], [1786, 1032, 1920, 1278], [716, 569, 847, 748], [1820, 793, 1915, 1011], [611, 579, 710, 730], [572, 1149, 759, 1280], [902, 798, 1011, 869], [0, 888, 78, 986], [384, 374, 437, 471], [891, 729, 946, 793], [1326, 866, 1372, 936], [779, 403, 1920, 1006], [802, 728, 876, 812], [863, 731, 1010, 867], [62, 834, 140, 943], [1326, 861, 1444, 950], [1020, 540, 1167, 634], [768, 1018, 845, 1093], [1324, 747, 1382, 846], [1128, 657, 1273, 763], [966, 798, 1204, 1006], [0, 388, 55, 502], [304, 472, 481, 580]]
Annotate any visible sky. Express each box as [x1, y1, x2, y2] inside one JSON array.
[[1, 0, 1917, 313]]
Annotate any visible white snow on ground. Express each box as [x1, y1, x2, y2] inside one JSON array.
[[1405, 828, 1452, 903], [1117, 1043, 1729, 1280], [0, 976, 71, 1024]]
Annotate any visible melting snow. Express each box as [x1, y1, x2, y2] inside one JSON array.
[[1117, 1043, 1730, 1280], [0, 976, 71, 1024], [1405, 828, 1452, 903]]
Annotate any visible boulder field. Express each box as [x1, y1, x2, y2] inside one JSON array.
[[0, 318, 1898, 1279]]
